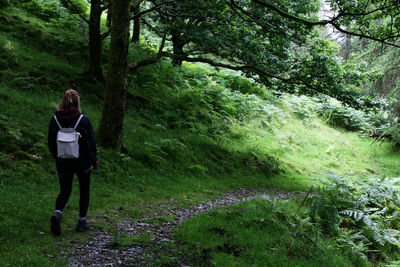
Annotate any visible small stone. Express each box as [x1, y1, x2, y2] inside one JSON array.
[[31, 154, 42, 160]]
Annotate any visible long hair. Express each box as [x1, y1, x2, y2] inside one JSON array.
[[58, 89, 81, 112]]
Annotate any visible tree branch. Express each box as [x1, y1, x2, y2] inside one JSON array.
[[129, 33, 167, 70], [330, 22, 400, 48], [250, 0, 400, 47], [100, 3, 110, 12], [63, 0, 90, 24], [131, 0, 178, 20], [251, 0, 329, 26], [163, 53, 289, 81], [101, 30, 110, 40]]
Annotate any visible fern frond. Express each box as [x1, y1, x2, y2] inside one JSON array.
[[340, 210, 365, 221]]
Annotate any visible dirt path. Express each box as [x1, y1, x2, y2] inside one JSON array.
[[66, 188, 301, 266]]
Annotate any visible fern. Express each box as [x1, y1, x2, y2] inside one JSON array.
[[336, 231, 369, 263], [307, 173, 400, 260], [340, 210, 365, 222]]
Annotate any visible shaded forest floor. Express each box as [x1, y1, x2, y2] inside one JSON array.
[[1, 4, 400, 267]]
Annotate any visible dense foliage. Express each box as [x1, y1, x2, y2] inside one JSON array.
[[146, 0, 375, 108]]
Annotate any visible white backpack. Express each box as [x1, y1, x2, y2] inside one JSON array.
[[53, 115, 83, 159]]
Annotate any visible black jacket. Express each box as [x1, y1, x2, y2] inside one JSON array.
[[48, 108, 97, 173]]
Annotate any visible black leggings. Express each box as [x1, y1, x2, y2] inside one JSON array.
[[55, 171, 91, 218]]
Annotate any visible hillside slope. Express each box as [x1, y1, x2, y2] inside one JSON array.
[[1, 4, 400, 266]]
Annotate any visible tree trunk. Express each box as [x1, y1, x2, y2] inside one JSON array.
[[88, 0, 104, 83], [97, 0, 131, 150], [132, 5, 140, 43], [171, 32, 185, 66], [342, 34, 352, 61], [107, 1, 113, 28]]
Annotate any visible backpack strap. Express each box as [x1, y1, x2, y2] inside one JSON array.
[[73, 115, 84, 130], [54, 114, 84, 130], [53, 115, 62, 129]]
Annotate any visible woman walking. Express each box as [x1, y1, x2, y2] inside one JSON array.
[[48, 89, 98, 235]]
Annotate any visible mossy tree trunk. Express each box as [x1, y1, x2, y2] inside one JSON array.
[[97, 0, 131, 150], [88, 0, 104, 83]]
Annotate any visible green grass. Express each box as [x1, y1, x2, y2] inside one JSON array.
[[1, 3, 400, 266], [172, 198, 367, 267], [0, 6, 88, 91], [109, 233, 154, 248], [239, 116, 400, 183]]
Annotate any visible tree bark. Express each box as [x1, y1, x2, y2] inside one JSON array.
[[88, 0, 104, 83], [132, 5, 140, 43], [97, 0, 131, 150]]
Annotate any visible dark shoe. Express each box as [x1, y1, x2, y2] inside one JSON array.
[[50, 212, 62, 235], [75, 219, 90, 232]]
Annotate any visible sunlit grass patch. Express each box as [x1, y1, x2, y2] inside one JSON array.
[[236, 115, 400, 185]]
